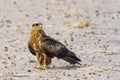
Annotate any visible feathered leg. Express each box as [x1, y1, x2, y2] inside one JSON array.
[[36, 53, 42, 69], [42, 53, 47, 70]]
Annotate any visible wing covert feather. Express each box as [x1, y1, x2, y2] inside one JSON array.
[[39, 36, 68, 58]]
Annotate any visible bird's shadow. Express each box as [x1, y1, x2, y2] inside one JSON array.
[[47, 65, 83, 70]]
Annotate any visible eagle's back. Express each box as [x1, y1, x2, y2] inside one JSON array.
[[39, 35, 81, 65], [40, 36, 68, 58]]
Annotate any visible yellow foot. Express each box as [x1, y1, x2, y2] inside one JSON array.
[[42, 65, 47, 70], [36, 64, 41, 69]]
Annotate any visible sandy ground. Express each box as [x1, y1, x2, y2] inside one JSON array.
[[0, 0, 120, 80]]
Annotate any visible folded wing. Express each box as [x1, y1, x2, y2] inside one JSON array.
[[39, 36, 81, 64]]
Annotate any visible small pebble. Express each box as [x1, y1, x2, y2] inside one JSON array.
[[118, 11, 120, 14], [4, 47, 8, 51], [98, 74, 101, 76], [25, 14, 29, 17], [23, 49, 26, 52], [109, 59, 112, 62], [53, 65, 55, 67], [13, 1, 16, 4], [4, 66, 7, 68], [15, 49, 17, 52], [89, 73, 92, 75], [8, 57, 11, 59], [5, 20, 12, 23], [67, 74, 70, 76], [93, 72, 96, 75], [63, 72, 66, 76], [56, 32, 60, 35], [98, 39, 101, 42]]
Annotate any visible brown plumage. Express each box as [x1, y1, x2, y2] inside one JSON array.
[[28, 23, 51, 69], [28, 23, 81, 70]]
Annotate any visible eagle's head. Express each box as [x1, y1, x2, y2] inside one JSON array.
[[31, 22, 43, 30], [31, 22, 46, 36]]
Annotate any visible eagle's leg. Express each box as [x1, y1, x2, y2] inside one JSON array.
[[36, 53, 42, 69], [42, 53, 47, 70]]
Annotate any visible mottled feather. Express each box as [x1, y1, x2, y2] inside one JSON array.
[[39, 35, 81, 64]]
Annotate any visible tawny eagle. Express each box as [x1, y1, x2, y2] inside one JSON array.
[[28, 23, 81, 70], [28, 23, 51, 69]]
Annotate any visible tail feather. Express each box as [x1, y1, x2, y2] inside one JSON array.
[[63, 51, 81, 64], [68, 53, 81, 62]]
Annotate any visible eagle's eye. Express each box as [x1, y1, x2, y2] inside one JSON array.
[[35, 24, 39, 26], [32, 23, 42, 27]]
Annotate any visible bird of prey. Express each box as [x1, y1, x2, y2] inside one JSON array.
[[28, 23, 52, 69], [28, 23, 81, 70]]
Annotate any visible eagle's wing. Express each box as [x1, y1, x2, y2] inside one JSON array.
[[39, 36, 68, 58], [40, 36, 81, 64], [28, 42, 36, 55]]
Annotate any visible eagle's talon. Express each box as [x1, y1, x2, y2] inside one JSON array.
[[36, 64, 41, 69], [38, 67, 47, 70], [42, 65, 47, 70]]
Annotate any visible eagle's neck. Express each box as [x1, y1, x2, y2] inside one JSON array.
[[31, 29, 46, 35], [30, 29, 46, 41], [37, 29, 46, 36], [37, 29, 47, 41]]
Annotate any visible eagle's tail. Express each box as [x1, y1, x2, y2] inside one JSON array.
[[63, 51, 81, 65]]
